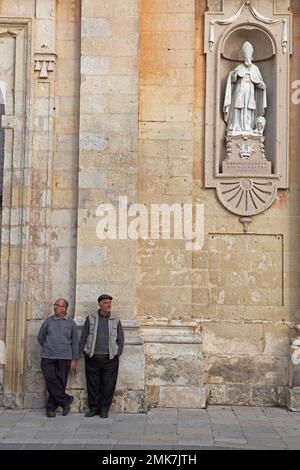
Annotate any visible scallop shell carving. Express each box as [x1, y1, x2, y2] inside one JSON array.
[[216, 179, 277, 216]]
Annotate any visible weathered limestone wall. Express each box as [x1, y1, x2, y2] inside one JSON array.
[[194, 0, 297, 406], [138, 0, 195, 317], [137, 0, 207, 408], [50, 0, 80, 309], [73, 0, 143, 411], [25, 0, 81, 408], [0, 0, 298, 411], [137, 0, 298, 407], [76, 0, 140, 320], [0, 0, 81, 408], [286, 0, 300, 410], [290, 0, 300, 299], [0, 0, 43, 407]]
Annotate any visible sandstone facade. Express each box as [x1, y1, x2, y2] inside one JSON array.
[[0, 0, 299, 411]]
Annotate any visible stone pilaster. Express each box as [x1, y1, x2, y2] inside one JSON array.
[[20, 0, 58, 409], [138, 0, 195, 319], [0, 17, 32, 408], [76, 0, 140, 319]]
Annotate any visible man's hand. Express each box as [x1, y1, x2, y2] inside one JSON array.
[[71, 359, 77, 373]]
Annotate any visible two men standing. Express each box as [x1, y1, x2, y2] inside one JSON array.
[[38, 294, 124, 419]]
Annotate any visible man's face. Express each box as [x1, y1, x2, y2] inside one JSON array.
[[53, 299, 67, 318], [99, 299, 112, 315]]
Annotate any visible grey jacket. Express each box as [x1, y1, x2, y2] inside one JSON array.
[[37, 314, 79, 360]]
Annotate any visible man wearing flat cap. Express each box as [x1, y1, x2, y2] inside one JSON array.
[[79, 294, 124, 418]]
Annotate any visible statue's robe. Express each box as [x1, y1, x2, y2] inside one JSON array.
[[223, 63, 267, 134]]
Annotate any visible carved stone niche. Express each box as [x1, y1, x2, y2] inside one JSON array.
[[204, 1, 292, 224]]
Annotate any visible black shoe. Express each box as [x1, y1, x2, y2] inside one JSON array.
[[85, 410, 98, 417], [62, 396, 74, 416], [100, 411, 108, 418], [46, 410, 56, 418]]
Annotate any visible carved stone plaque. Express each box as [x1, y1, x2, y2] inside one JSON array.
[[222, 135, 271, 175]]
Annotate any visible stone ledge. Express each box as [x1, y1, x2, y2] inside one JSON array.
[[143, 335, 201, 344], [139, 318, 200, 328], [125, 335, 144, 345]]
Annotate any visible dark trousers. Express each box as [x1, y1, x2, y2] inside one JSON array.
[[85, 355, 119, 413], [41, 358, 72, 411]]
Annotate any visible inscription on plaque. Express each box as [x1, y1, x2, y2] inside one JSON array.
[[222, 135, 271, 175]]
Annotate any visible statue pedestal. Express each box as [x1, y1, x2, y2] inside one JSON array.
[[222, 135, 271, 175]]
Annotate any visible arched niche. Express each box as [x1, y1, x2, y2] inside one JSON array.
[[222, 27, 275, 61], [217, 25, 277, 174]]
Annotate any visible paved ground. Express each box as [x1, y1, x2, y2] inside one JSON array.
[[0, 405, 299, 450]]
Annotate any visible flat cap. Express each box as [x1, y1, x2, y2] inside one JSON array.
[[98, 294, 113, 302]]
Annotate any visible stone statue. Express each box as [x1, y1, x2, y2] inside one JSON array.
[[223, 41, 267, 136]]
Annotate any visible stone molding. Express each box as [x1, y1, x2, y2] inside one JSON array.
[[34, 52, 56, 79], [207, 1, 289, 54], [0, 18, 32, 401], [143, 335, 202, 344], [216, 178, 278, 217]]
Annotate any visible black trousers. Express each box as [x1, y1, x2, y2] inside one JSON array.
[[41, 358, 72, 411], [85, 355, 119, 413]]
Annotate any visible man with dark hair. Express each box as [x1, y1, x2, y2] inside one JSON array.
[[80, 294, 124, 418], [38, 298, 79, 418]]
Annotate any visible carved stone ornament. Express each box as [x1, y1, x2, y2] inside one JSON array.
[[0, 28, 19, 37], [204, 1, 292, 222], [34, 52, 56, 78], [208, 1, 289, 54], [216, 178, 277, 216]]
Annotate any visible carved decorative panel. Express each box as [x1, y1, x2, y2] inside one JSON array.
[[204, 1, 292, 222], [34, 52, 56, 78]]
